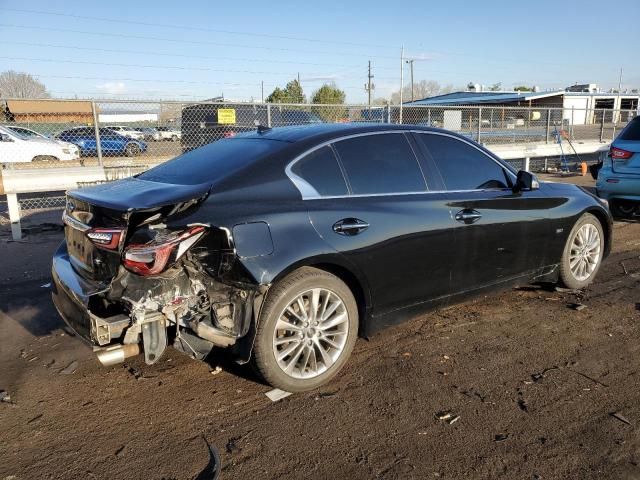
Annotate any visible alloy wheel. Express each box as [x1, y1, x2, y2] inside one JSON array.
[[569, 223, 601, 281], [272, 288, 349, 380]]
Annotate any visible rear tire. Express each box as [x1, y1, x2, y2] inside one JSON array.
[[559, 213, 604, 289], [252, 267, 358, 392], [611, 199, 637, 219], [125, 143, 141, 157]]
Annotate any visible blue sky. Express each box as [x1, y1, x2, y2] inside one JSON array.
[[0, 0, 638, 103]]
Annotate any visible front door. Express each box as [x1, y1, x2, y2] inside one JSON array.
[[413, 132, 552, 293]]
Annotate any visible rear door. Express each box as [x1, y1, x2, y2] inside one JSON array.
[[414, 132, 552, 293], [295, 132, 457, 317], [612, 117, 640, 174]]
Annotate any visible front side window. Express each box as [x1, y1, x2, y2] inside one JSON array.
[[290, 146, 347, 197], [333, 133, 425, 195], [417, 134, 509, 191]]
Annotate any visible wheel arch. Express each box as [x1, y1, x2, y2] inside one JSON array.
[[269, 256, 372, 335], [583, 207, 612, 258]]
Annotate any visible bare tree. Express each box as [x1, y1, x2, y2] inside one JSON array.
[[390, 80, 456, 104], [0, 71, 51, 99]]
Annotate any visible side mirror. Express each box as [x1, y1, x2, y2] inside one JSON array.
[[514, 170, 540, 192]]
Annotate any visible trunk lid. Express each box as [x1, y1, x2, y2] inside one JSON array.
[[64, 177, 211, 281]]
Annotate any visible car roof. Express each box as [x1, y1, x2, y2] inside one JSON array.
[[237, 122, 438, 144]]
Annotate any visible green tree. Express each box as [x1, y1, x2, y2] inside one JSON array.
[[489, 82, 502, 91], [266, 79, 306, 103], [513, 85, 533, 92], [311, 83, 347, 121]]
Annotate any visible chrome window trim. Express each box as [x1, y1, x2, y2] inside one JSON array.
[[284, 129, 517, 200]]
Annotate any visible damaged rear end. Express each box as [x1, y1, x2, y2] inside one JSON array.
[[52, 177, 264, 367]]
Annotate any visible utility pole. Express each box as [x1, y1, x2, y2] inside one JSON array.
[[616, 67, 623, 123], [365, 60, 375, 106], [399, 45, 404, 124], [406, 59, 415, 102], [261, 80, 264, 103]]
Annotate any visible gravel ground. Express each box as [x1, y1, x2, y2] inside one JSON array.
[[1, 175, 639, 480]]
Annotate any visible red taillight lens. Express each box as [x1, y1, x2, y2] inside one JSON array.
[[223, 131, 236, 138], [610, 147, 633, 160], [86, 228, 123, 250], [123, 226, 205, 276]]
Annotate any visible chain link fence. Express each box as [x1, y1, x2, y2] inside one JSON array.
[[1, 98, 637, 172]]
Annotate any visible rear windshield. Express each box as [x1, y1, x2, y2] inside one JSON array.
[[138, 138, 287, 185], [620, 117, 640, 141]]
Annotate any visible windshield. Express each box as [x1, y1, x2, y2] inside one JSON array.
[[138, 138, 288, 185]]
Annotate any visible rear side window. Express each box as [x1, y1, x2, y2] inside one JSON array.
[[333, 133, 425, 194], [620, 117, 640, 141], [417, 134, 509, 190], [290, 146, 347, 196]]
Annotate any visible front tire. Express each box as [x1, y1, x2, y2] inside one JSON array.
[[125, 143, 141, 157], [253, 267, 358, 392], [559, 213, 604, 289]]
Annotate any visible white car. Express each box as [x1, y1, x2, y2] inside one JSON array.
[[6, 126, 80, 159], [106, 125, 145, 140], [155, 126, 182, 141], [0, 126, 80, 163]]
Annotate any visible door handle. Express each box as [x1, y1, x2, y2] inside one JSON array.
[[455, 209, 482, 224], [333, 218, 370, 236]]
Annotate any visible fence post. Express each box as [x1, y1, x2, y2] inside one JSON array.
[[599, 109, 605, 143], [477, 107, 482, 143], [266, 103, 271, 128], [91, 101, 103, 167], [386, 102, 391, 123], [7, 193, 21, 240], [524, 157, 530, 172], [570, 106, 574, 138], [545, 109, 551, 144]]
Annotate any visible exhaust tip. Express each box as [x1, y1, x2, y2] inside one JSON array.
[[96, 344, 140, 367]]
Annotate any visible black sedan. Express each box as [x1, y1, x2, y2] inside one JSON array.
[[52, 123, 612, 392]]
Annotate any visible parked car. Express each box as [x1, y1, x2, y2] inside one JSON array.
[[0, 125, 80, 163], [52, 123, 612, 392], [596, 115, 640, 217], [106, 125, 146, 140], [155, 126, 182, 142], [56, 127, 147, 157], [136, 127, 158, 141], [5, 125, 80, 159]]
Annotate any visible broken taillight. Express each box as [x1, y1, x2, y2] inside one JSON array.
[[86, 228, 124, 250], [122, 226, 205, 276]]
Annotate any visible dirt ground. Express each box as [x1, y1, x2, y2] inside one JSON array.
[[2, 174, 640, 480]]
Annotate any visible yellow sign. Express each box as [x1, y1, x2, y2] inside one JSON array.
[[217, 108, 236, 124]]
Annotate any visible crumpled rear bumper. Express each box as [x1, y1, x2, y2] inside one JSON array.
[[51, 242, 109, 344]]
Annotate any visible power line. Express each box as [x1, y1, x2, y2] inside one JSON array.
[[3, 7, 400, 51], [1, 40, 400, 71], [0, 23, 400, 61]]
